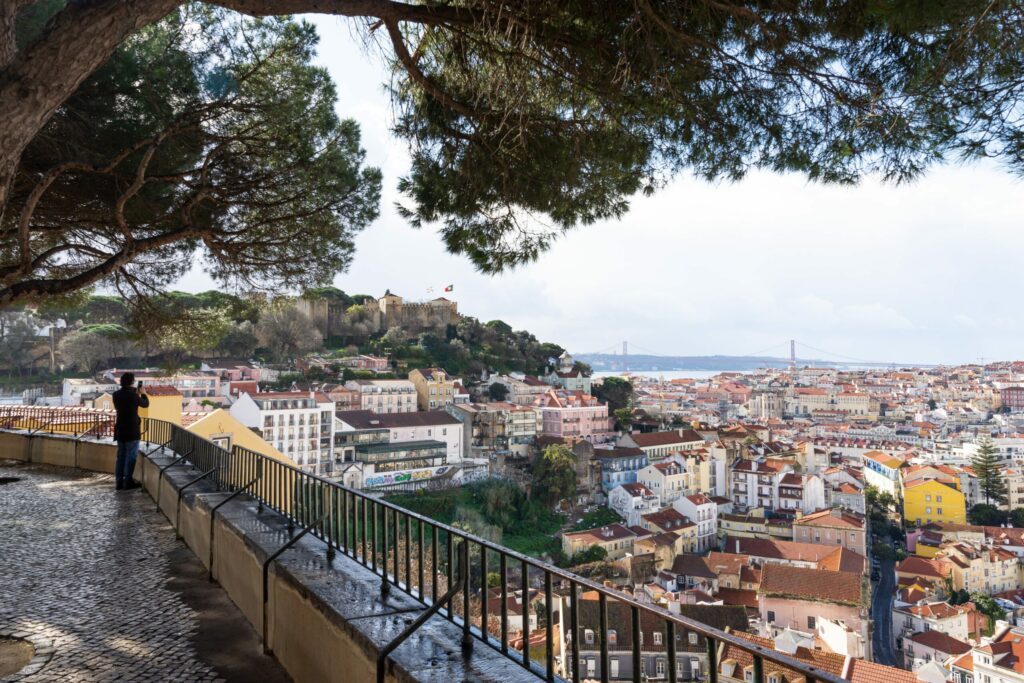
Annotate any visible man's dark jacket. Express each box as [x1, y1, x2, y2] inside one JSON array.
[[112, 387, 150, 442]]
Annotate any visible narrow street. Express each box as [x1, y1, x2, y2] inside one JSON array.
[[871, 556, 898, 667]]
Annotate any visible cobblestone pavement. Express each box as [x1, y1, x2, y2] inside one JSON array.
[[0, 461, 290, 682]]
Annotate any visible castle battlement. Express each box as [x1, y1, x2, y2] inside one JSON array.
[[297, 290, 459, 339]]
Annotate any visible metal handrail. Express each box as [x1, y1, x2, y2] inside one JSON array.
[[376, 540, 468, 683], [32, 416, 844, 683]]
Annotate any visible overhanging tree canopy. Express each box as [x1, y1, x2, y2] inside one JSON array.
[[2, 0, 1023, 302]]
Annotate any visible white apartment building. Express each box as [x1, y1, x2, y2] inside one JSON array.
[[607, 483, 660, 527], [344, 379, 417, 413], [230, 391, 335, 474], [637, 458, 688, 506], [729, 459, 778, 511], [61, 377, 119, 405], [673, 493, 718, 552], [951, 624, 1024, 683], [336, 410, 464, 464]]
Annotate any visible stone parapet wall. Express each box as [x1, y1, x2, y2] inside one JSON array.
[[0, 430, 525, 683], [0, 431, 116, 473]]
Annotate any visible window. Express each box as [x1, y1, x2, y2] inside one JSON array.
[[807, 616, 816, 630], [745, 668, 755, 683], [587, 659, 596, 677], [585, 629, 594, 645], [926, 507, 932, 514], [937, 495, 943, 503], [608, 629, 617, 646], [688, 632, 698, 645], [657, 659, 666, 676], [767, 610, 776, 622], [925, 494, 932, 502], [938, 508, 943, 515], [610, 658, 619, 678], [653, 632, 663, 645]]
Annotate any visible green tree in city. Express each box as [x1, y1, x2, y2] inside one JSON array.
[[532, 444, 577, 508], [971, 593, 1006, 636], [569, 544, 608, 567], [871, 542, 895, 562], [0, 309, 41, 376], [973, 439, 1008, 506], [1010, 508, 1024, 529], [3, 5, 380, 306], [216, 322, 259, 359], [593, 376, 634, 414], [487, 382, 509, 402], [6, 3, 1024, 302], [57, 329, 116, 374], [927, 398, 938, 411], [968, 504, 1009, 527], [256, 306, 324, 364], [613, 407, 635, 432]]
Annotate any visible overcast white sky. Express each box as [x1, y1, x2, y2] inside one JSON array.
[[176, 17, 1024, 366]]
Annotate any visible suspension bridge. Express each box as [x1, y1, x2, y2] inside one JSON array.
[[576, 339, 942, 371]]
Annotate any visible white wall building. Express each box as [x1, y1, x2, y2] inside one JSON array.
[[344, 379, 417, 414], [637, 458, 688, 506], [673, 493, 718, 552], [607, 483, 660, 527], [230, 391, 335, 474]]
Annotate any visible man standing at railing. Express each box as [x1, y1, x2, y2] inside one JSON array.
[[113, 372, 149, 491]]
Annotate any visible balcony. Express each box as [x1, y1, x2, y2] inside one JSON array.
[[0, 406, 844, 683]]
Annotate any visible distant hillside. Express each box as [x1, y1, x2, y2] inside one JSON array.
[[576, 353, 829, 372]]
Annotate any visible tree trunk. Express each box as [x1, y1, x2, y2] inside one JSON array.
[[0, 0, 180, 219]]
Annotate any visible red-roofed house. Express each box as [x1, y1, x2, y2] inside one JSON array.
[[904, 629, 970, 672], [758, 563, 870, 658], [793, 507, 868, 556], [953, 624, 1024, 683]]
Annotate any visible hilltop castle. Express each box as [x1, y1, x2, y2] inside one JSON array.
[[296, 290, 459, 338]]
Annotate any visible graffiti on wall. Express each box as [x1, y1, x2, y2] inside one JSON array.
[[363, 465, 451, 489]]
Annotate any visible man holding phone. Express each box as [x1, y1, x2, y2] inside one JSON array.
[[112, 372, 149, 490]]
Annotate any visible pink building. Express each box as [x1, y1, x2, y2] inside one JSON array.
[[534, 390, 613, 443], [201, 360, 260, 382], [338, 355, 390, 372], [758, 563, 870, 658]]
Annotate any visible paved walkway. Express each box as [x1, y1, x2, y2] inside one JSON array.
[[0, 460, 290, 682]]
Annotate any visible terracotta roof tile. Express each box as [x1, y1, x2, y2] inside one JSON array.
[[758, 564, 862, 605]]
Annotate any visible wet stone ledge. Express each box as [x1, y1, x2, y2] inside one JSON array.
[[139, 450, 531, 683]]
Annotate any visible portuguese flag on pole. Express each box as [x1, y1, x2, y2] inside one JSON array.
[[444, 284, 454, 292]]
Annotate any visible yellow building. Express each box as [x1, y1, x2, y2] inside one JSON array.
[[184, 409, 288, 463], [634, 531, 686, 569], [903, 479, 966, 527], [95, 385, 182, 426], [560, 523, 638, 561], [408, 367, 456, 411]]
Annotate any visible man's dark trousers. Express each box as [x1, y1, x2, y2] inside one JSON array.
[[115, 440, 141, 488]]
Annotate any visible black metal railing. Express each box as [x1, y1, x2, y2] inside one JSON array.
[[4, 413, 846, 683]]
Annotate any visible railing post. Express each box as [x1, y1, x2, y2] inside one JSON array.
[[667, 621, 677, 683], [461, 539, 472, 656], [705, 633, 717, 683], [599, 591, 609, 683]]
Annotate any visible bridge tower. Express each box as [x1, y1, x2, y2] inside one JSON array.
[[789, 339, 796, 371], [623, 341, 628, 372]]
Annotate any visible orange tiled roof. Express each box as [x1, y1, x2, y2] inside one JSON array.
[[758, 564, 862, 605]]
